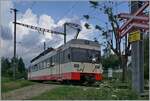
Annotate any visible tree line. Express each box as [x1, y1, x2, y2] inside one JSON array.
[[1, 57, 27, 79]]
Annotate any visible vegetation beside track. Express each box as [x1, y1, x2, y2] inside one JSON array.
[[1, 77, 36, 93], [31, 79, 145, 100], [31, 72, 149, 100]]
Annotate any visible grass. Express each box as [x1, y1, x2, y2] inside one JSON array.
[[1, 77, 36, 93], [31, 80, 140, 100], [31, 72, 149, 100]]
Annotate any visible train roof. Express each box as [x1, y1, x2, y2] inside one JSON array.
[[30, 39, 100, 63], [30, 47, 54, 63], [67, 39, 99, 46]]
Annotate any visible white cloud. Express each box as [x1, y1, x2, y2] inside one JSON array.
[[0, 0, 14, 46], [0, 0, 14, 59], [78, 20, 98, 40], [9, 8, 38, 41], [38, 15, 55, 40], [0, 0, 14, 27]]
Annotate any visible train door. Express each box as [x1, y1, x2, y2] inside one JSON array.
[[58, 52, 61, 80], [49, 57, 52, 79], [56, 50, 62, 80]]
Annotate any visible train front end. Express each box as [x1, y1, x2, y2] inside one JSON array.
[[63, 39, 103, 84]]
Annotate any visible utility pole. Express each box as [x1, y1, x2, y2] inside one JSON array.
[[64, 23, 67, 44], [11, 8, 18, 80], [130, 1, 144, 94], [44, 41, 46, 51]]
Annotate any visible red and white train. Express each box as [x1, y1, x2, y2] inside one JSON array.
[[28, 39, 103, 84]]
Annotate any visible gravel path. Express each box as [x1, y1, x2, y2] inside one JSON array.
[[1, 83, 59, 100]]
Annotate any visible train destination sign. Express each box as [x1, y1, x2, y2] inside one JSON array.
[[128, 30, 141, 43]]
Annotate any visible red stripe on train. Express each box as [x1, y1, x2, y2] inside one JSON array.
[[28, 72, 102, 81]]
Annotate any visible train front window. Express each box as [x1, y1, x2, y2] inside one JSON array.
[[71, 48, 100, 63]]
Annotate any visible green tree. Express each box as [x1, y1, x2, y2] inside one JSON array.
[[1, 57, 11, 77], [17, 57, 27, 79], [102, 54, 120, 70], [1, 57, 27, 79], [18, 57, 25, 73]]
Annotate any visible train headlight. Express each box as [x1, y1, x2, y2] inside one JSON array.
[[95, 65, 100, 69], [92, 57, 96, 63], [51, 63, 55, 67]]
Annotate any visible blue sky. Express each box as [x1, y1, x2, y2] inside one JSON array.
[[13, 1, 129, 24], [13, 1, 91, 21]]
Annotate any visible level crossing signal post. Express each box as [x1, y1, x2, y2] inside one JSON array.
[[117, 1, 149, 94]]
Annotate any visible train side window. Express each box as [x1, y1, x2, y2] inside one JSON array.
[[39, 62, 41, 70], [46, 59, 49, 68], [56, 54, 58, 64], [55, 54, 57, 65], [57, 53, 59, 64], [64, 48, 71, 63], [51, 56, 53, 66], [40, 62, 42, 70], [62, 51, 65, 63], [41, 61, 43, 69], [35, 64, 38, 71], [34, 65, 36, 71], [49, 57, 52, 67], [53, 55, 55, 65], [42, 61, 44, 69], [51, 56, 55, 67], [45, 60, 47, 68], [61, 51, 63, 64], [43, 60, 47, 68], [68, 54, 70, 60], [41, 61, 44, 69], [63, 50, 66, 63], [38, 63, 40, 70]]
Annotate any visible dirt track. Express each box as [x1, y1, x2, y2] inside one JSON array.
[[1, 83, 59, 100]]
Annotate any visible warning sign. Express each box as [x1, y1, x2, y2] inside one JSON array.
[[129, 30, 141, 42]]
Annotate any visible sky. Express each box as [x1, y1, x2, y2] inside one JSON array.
[[0, 0, 129, 67]]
